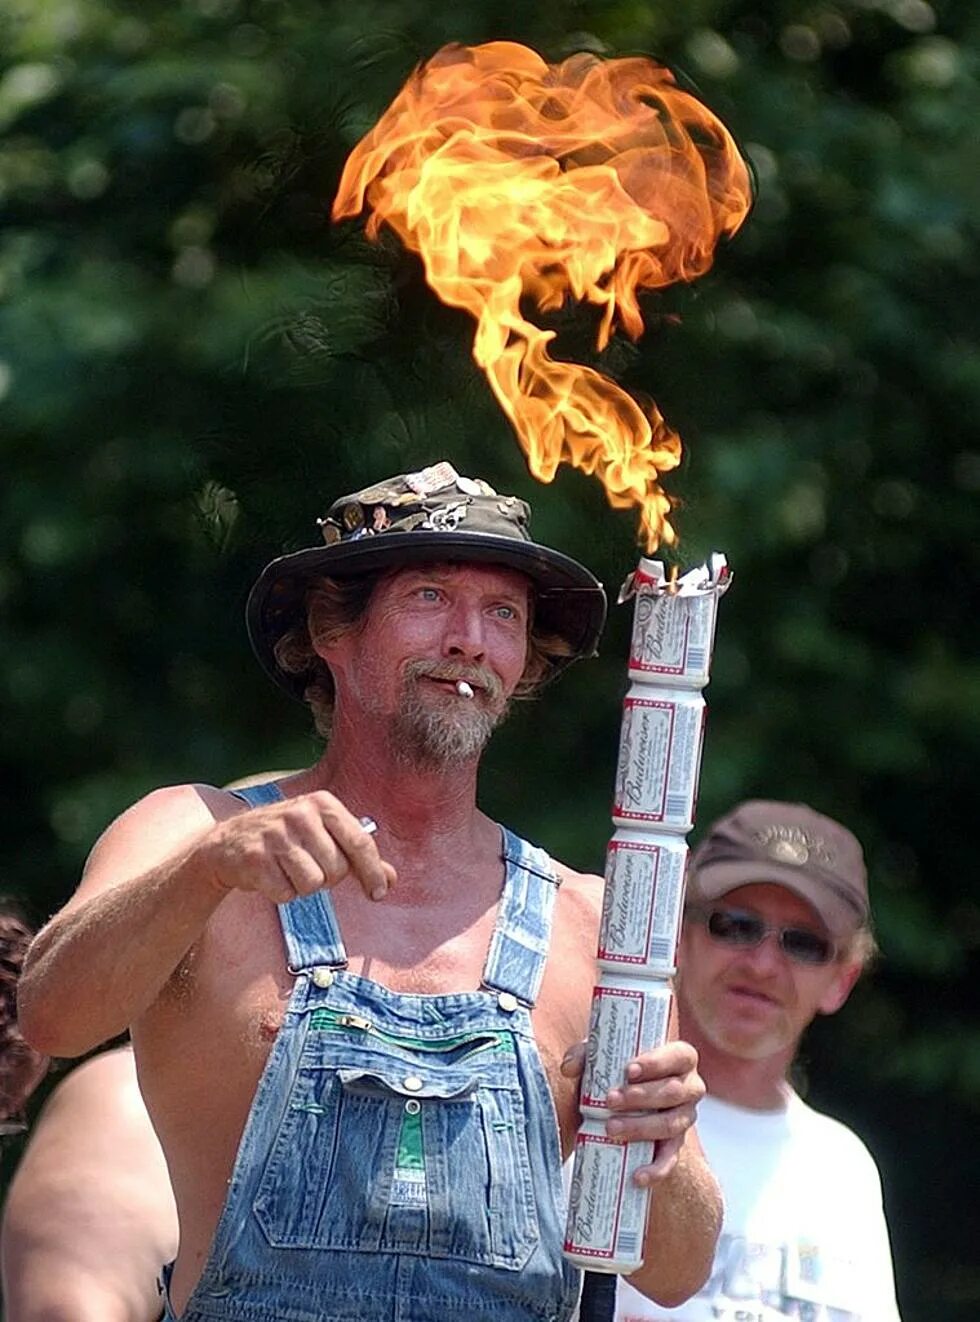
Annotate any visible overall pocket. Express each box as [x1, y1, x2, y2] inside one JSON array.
[[252, 1016, 539, 1270]]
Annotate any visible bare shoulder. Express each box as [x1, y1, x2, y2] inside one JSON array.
[[2, 1045, 179, 1312], [552, 859, 604, 934], [72, 783, 244, 903], [553, 858, 604, 903], [89, 781, 242, 848]]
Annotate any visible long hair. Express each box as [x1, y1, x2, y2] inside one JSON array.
[[0, 908, 49, 1124]]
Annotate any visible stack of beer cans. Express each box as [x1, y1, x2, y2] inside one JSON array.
[[564, 554, 730, 1274]]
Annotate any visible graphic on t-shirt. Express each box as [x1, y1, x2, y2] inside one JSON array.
[[616, 1093, 900, 1322], [618, 1234, 865, 1320], [691, 1232, 862, 1320]]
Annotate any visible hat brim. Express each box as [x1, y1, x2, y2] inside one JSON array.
[[246, 529, 607, 699], [689, 860, 867, 939]]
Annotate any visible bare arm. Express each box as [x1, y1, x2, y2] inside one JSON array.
[[1, 1046, 178, 1322], [19, 785, 237, 1057], [552, 866, 722, 1305], [625, 1122, 722, 1307], [608, 1031, 721, 1307], [561, 1033, 722, 1307], [19, 784, 396, 1058]]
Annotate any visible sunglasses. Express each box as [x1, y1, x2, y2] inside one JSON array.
[[685, 905, 837, 966]]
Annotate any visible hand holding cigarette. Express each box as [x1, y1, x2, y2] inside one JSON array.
[[203, 793, 395, 905]]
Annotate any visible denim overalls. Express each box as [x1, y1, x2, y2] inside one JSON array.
[[162, 782, 582, 1322]]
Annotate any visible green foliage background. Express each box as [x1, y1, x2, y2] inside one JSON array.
[[1, 0, 978, 1316]]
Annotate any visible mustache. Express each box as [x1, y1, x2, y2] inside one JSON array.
[[404, 659, 504, 701]]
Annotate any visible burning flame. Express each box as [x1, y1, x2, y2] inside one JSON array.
[[332, 41, 752, 549]]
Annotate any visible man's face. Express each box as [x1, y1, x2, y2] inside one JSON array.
[[675, 882, 862, 1063], [324, 562, 531, 767]]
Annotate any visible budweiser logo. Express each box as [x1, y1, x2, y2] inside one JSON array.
[[635, 593, 671, 662], [568, 1142, 612, 1244], [603, 877, 638, 951], [618, 705, 654, 811]]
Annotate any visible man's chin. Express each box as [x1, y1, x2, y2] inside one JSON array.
[[388, 700, 505, 769], [704, 1017, 794, 1061]]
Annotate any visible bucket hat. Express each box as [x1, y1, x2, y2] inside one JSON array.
[[246, 461, 606, 697]]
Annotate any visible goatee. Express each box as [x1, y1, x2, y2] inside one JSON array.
[[390, 661, 509, 768]]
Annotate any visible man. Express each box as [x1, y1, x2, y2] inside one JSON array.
[[2, 905, 176, 1321], [2, 1045, 179, 1322], [19, 462, 721, 1322], [617, 800, 902, 1321]]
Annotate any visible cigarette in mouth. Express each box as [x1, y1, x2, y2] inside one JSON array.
[[456, 680, 474, 699]]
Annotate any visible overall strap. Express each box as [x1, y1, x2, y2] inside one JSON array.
[[229, 781, 284, 808], [229, 781, 348, 972], [482, 826, 561, 1008]]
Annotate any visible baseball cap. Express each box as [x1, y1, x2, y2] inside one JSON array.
[[688, 800, 870, 938]]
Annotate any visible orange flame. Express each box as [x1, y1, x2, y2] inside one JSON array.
[[332, 41, 752, 549]]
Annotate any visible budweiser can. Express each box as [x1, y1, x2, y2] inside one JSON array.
[[612, 686, 706, 832], [628, 569, 721, 689], [580, 975, 673, 1119], [623, 554, 729, 689], [563, 1119, 653, 1273], [598, 831, 688, 975]]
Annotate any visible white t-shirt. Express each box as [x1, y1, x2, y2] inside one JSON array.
[[616, 1091, 901, 1322]]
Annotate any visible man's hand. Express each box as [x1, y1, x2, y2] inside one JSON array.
[[560, 1039, 705, 1185], [20, 784, 399, 1058], [200, 792, 397, 904]]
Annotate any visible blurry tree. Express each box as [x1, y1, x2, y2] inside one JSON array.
[[1, 0, 978, 1317]]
